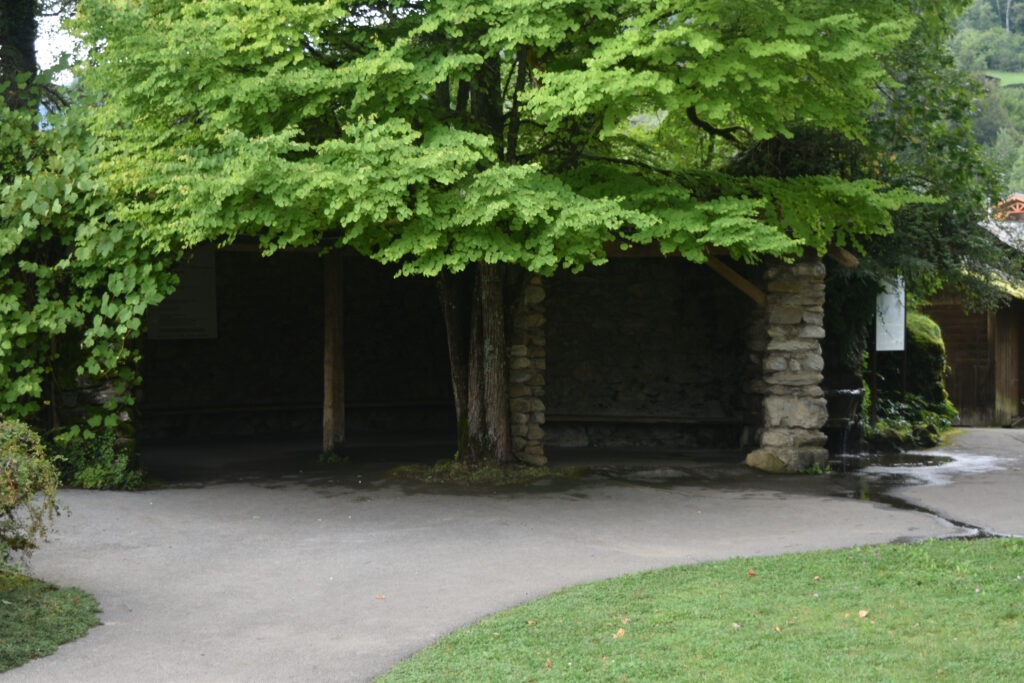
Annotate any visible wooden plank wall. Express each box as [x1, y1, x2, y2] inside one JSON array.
[[927, 301, 994, 426], [994, 303, 1022, 426]]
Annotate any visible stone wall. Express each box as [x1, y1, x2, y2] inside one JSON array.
[[545, 259, 754, 449], [745, 259, 829, 472]]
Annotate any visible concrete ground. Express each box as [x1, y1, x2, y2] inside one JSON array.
[[5, 428, 1022, 683]]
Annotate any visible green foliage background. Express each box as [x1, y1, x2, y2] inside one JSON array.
[[954, 0, 1024, 194]]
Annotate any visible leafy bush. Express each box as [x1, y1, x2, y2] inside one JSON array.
[[865, 393, 957, 450], [0, 419, 60, 565], [50, 431, 144, 491]]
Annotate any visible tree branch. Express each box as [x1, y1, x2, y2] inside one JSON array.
[[686, 105, 744, 144], [506, 49, 528, 163]]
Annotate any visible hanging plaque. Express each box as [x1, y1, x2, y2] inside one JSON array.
[[875, 277, 905, 352]]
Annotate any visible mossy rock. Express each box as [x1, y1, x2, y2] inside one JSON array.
[[876, 311, 954, 413]]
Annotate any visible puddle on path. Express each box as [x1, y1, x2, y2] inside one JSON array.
[[826, 449, 1010, 538], [831, 450, 1005, 488]]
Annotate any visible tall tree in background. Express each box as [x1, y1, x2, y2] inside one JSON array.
[[72, 0, 979, 463], [999, 0, 1016, 30], [0, 0, 38, 107]]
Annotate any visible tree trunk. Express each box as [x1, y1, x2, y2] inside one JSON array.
[[466, 269, 486, 460], [437, 262, 513, 465], [437, 270, 472, 457], [0, 0, 38, 108], [479, 262, 512, 464]]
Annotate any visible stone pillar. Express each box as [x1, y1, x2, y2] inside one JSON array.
[[745, 259, 828, 472], [742, 299, 769, 451], [509, 274, 547, 465]]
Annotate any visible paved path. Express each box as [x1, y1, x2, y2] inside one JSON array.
[[5, 429, 1021, 682], [868, 428, 1024, 536]]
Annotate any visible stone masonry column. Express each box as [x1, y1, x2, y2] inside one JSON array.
[[745, 259, 829, 472], [509, 274, 547, 465]]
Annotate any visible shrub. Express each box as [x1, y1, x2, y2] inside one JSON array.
[[866, 393, 957, 450], [0, 419, 60, 565], [50, 431, 144, 490]]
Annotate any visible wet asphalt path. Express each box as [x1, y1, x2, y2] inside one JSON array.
[[5, 429, 1020, 682]]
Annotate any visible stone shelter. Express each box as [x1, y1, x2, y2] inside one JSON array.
[[137, 245, 840, 472]]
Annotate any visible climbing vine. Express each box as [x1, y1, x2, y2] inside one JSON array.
[[0, 86, 179, 433]]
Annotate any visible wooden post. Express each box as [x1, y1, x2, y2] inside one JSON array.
[[323, 250, 345, 453]]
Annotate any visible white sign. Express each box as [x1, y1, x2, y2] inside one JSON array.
[[147, 246, 218, 340], [875, 277, 905, 352]]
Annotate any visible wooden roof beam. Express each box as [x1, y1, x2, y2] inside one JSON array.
[[705, 254, 766, 307]]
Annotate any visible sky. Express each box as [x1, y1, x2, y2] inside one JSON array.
[[35, 13, 79, 81]]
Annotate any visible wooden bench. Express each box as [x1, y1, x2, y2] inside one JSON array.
[[141, 400, 454, 417], [545, 414, 745, 426]]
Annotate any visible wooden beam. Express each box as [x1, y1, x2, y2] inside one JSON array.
[[323, 250, 345, 453], [827, 245, 859, 268], [705, 255, 766, 307]]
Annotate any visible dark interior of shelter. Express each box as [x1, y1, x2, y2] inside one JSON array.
[[135, 248, 759, 476]]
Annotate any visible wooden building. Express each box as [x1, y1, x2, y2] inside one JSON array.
[[926, 195, 1024, 427], [927, 293, 1024, 426]]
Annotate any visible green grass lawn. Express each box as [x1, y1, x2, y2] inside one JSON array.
[[0, 570, 100, 672], [986, 70, 1024, 87], [378, 538, 1024, 682]]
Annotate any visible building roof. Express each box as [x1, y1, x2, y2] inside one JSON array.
[[985, 193, 1024, 251], [993, 193, 1024, 222]]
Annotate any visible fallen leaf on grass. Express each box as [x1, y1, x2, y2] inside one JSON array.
[[858, 610, 869, 619], [613, 628, 626, 639], [747, 569, 757, 577], [545, 659, 552, 669]]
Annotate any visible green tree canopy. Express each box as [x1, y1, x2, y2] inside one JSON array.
[[74, 0, 936, 273]]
